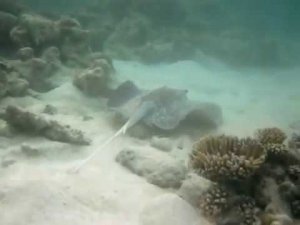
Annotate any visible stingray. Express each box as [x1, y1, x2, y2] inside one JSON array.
[[72, 84, 192, 173]]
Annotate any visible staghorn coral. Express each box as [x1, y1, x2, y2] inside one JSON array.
[[189, 135, 266, 181]]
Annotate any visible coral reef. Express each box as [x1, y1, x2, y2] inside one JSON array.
[[189, 128, 300, 225], [189, 135, 266, 182], [198, 184, 230, 219], [255, 127, 288, 156], [4, 105, 90, 145]]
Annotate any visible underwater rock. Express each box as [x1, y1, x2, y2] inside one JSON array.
[[179, 102, 223, 131], [41, 46, 61, 70], [0, 60, 29, 98], [104, 14, 151, 52], [0, 65, 9, 98], [0, 0, 24, 16], [17, 47, 34, 61], [57, 17, 91, 65], [20, 13, 59, 46], [116, 148, 187, 188], [177, 172, 212, 207], [139, 193, 207, 225], [10, 25, 31, 47], [11, 55, 57, 92], [43, 104, 58, 115], [0, 119, 13, 137], [4, 105, 90, 145], [135, 0, 186, 26], [9, 13, 91, 65], [20, 144, 42, 157], [7, 78, 29, 96], [150, 136, 173, 152], [0, 11, 17, 44], [189, 135, 266, 182], [107, 80, 142, 108], [73, 65, 112, 97], [260, 212, 293, 225]]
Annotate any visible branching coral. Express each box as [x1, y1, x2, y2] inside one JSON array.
[[255, 127, 287, 145], [255, 127, 289, 157], [189, 135, 266, 181], [198, 184, 230, 219]]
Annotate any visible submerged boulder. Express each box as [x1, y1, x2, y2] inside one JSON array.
[[4, 105, 91, 145], [116, 148, 187, 188]]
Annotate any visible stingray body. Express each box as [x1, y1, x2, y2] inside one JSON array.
[[72, 85, 192, 173], [125, 86, 191, 130]]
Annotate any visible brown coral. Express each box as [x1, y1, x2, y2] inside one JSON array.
[[189, 135, 266, 181], [236, 197, 258, 225], [255, 127, 287, 145], [255, 128, 295, 162], [198, 184, 230, 219]]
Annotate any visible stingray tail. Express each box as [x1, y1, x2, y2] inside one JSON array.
[[71, 122, 129, 173], [70, 102, 154, 173]]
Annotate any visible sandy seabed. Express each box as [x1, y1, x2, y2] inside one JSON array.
[[0, 59, 299, 225]]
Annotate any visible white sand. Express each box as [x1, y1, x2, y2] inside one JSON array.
[[0, 59, 299, 225]]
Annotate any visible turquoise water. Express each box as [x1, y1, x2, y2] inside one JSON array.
[[0, 1, 299, 225]]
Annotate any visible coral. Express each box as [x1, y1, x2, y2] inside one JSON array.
[[288, 165, 300, 184], [216, 196, 259, 225], [197, 184, 230, 219], [291, 200, 300, 218], [255, 127, 287, 145], [234, 197, 258, 225], [4, 105, 90, 145], [189, 135, 266, 181], [289, 133, 300, 149], [255, 128, 293, 162]]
